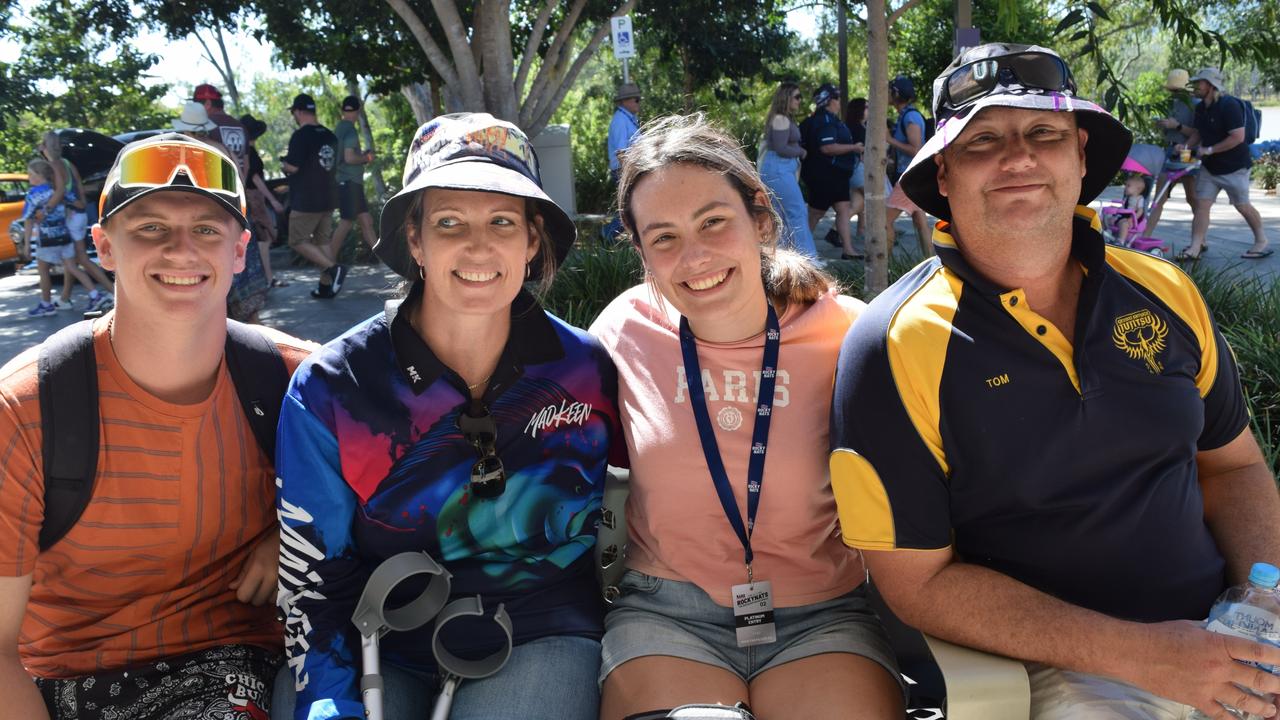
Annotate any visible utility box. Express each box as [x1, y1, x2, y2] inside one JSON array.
[[531, 125, 576, 217]]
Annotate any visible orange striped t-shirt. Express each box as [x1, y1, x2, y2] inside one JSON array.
[[0, 316, 314, 678]]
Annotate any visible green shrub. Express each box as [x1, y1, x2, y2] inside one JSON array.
[[1252, 153, 1280, 190], [1189, 264, 1280, 476]]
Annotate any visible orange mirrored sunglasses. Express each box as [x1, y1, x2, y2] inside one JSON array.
[[111, 142, 241, 196]]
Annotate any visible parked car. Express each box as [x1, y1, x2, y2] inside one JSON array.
[[0, 172, 28, 271], [112, 129, 170, 146]]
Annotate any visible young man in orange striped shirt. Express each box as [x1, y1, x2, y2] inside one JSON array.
[[0, 134, 314, 720]]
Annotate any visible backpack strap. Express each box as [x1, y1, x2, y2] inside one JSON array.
[[224, 320, 290, 465], [37, 320, 99, 551]]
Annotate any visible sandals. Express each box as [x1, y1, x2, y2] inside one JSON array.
[[1174, 246, 1205, 262], [269, 277, 290, 288], [1241, 248, 1274, 260]]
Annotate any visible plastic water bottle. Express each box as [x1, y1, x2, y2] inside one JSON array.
[[1191, 563, 1280, 720]]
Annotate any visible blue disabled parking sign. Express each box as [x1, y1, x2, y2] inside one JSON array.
[[611, 16, 636, 59]]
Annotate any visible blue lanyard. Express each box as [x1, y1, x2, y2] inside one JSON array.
[[678, 304, 781, 574]]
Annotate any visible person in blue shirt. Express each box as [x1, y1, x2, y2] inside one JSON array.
[[273, 113, 622, 720], [885, 75, 933, 258], [603, 83, 642, 242]]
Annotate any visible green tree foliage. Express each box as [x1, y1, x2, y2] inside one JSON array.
[[1054, 0, 1280, 124], [0, 0, 173, 170], [887, 0, 1058, 114], [636, 0, 793, 106]]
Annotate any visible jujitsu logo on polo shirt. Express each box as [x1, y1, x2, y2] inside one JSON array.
[[1112, 309, 1169, 374], [674, 367, 791, 431]]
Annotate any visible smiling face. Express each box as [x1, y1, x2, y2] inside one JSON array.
[[93, 191, 248, 320], [407, 187, 540, 323], [629, 163, 772, 342], [937, 107, 1088, 253]]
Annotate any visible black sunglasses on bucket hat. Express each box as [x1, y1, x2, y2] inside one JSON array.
[[895, 42, 1132, 222]]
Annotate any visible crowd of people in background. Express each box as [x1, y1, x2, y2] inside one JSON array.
[[3, 38, 1279, 720]]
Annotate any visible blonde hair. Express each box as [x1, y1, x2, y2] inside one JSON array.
[[616, 113, 836, 308], [402, 191, 557, 294], [764, 82, 800, 136], [27, 158, 54, 183]]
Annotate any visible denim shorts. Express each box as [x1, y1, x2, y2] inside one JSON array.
[[600, 570, 904, 696], [272, 635, 600, 720]]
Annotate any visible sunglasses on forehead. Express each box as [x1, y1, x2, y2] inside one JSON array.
[[937, 51, 1077, 118]]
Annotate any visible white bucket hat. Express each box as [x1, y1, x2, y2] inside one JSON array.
[[172, 102, 217, 132]]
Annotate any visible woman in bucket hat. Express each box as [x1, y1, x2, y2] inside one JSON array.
[[273, 113, 622, 720]]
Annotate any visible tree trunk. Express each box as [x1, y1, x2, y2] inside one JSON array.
[[401, 81, 435, 124], [837, 0, 848, 101], [864, 0, 891, 297], [348, 79, 386, 200], [191, 24, 240, 110], [681, 47, 695, 112]]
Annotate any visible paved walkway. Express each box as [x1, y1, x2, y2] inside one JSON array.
[[812, 182, 1280, 281], [1, 185, 1278, 365]]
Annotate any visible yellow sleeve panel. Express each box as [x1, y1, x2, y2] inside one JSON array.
[[830, 448, 896, 549], [884, 268, 964, 476]]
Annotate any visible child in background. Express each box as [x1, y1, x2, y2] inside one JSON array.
[[1106, 173, 1150, 244], [21, 159, 97, 317]]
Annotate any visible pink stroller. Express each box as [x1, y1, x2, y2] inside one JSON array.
[[1099, 143, 1178, 257]]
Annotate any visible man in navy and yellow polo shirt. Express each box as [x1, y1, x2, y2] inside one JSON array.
[[831, 43, 1280, 719]]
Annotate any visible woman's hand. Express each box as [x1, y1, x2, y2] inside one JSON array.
[[230, 532, 279, 606]]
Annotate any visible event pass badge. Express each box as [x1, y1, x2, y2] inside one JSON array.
[[732, 580, 777, 647]]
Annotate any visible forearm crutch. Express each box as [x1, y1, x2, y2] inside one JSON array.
[[351, 552, 452, 720], [428, 596, 513, 720]]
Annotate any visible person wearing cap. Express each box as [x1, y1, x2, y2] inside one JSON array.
[[272, 113, 621, 720], [1146, 68, 1200, 237], [885, 75, 933, 258], [591, 113, 904, 720], [193, 83, 250, 181], [799, 82, 861, 259], [282, 92, 346, 297], [331, 95, 378, 258], [0, 133, 315, 719], [831, 43, 1280, 719], [602, 82, 643, 242], [1176, 67, 1272, 261]]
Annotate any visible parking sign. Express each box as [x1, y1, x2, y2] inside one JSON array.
[[611, 16, 636, 59]]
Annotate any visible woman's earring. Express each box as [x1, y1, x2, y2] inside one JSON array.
[[418, 264, 426, 281], [525, 262, 532, 280]]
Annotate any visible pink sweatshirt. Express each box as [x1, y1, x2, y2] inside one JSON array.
[[591, 284, 867, 607]]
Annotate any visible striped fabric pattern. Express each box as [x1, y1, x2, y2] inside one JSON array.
[[0, 317, 313, 678]]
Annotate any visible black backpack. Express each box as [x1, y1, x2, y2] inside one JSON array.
[[36, 319, 290, 551], [1238, 96, 1262, 145]]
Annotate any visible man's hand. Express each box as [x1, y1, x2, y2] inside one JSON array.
[[1158, 117, 1180, 130], [1115, 620, 1280, 719], [229, 532, 279, 606]]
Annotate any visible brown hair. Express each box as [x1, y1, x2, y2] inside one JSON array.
[[616, 113, 837, 308], [401, 191, 557, 294]]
